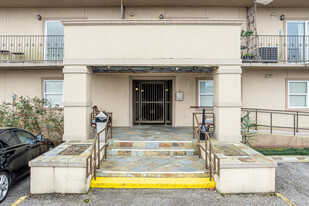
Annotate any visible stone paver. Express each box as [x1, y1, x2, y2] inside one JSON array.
[[97, 156, 208, 177], [200, 141, 277, 169], [112, 126, 193, 140]]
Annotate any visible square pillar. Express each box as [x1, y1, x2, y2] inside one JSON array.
[[213, 66, 242, 142], [63, 66, 93, 141]]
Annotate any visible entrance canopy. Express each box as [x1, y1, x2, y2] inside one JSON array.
[[92, 66, 214, 73]]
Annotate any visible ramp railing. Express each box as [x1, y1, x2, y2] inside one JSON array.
[[86, 112, 113, 179], [193, 112, 220, 180], [242, 108, 309, 135]]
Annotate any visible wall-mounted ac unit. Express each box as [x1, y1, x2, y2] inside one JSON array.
[[259, 47, 278, 63]]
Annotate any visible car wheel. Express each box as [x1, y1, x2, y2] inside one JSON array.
[[0, 172, 9, 203]]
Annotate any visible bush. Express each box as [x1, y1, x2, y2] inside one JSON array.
[[256, 148, 309, 156], [0, 96, 63, 145]]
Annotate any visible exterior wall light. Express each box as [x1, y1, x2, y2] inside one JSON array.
[[280, 15, 285, 21], [159, 14, 164, 19], [265, 74, 273, 78], [37, 15, 42, 21]]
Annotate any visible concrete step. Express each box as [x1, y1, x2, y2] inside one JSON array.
[[96, 156, 208, 178], [90, 177, 215, 189], [96, 170, 209, 178], [108, 140, 198, 149], [107, 147, 198, 156]]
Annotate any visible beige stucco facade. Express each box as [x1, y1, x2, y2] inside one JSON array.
[[0, 2, 309, 141], [0, 68, 63, 103], [2, 0, 309, 195], [0, 7, 247, 35]]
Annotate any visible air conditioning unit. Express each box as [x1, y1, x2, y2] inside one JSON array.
[[259, 47, 278, 63]]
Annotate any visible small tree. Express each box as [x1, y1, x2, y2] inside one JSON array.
[[241, 111, 257, 146]]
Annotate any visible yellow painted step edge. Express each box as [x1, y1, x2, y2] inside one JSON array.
[[90, 177, 215, 189]]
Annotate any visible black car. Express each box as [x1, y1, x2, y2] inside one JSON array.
[[0, 128, 54, 203]]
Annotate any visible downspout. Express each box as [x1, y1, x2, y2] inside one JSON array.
[[121, 0, 125, 19]]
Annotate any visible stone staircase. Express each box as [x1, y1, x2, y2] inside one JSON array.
[[91, 130, 214, 189], [107, 140, 199, 156]]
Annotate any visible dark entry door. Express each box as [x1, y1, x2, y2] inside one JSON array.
[[133, 80, 172, 125]]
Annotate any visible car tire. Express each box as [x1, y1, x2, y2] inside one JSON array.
[[0, 172, 9, 203]]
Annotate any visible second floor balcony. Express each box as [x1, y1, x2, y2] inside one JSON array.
[[0, 35, 64, 63], [1, 33, 309, 67], [241, 35, 309, 65]]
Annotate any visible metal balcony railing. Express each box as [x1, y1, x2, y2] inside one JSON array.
[[241, 35, 309, 64], [0, 35, 64, 63]]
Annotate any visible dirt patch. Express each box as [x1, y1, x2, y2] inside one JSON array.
[[59, 144, 91, 155], [215, 144, 248, 156]]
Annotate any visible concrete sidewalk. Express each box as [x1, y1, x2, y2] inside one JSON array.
[[271, 156, 309, 163]]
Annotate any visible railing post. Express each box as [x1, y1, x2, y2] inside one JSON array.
[[86, 158, 89, 177], [303, 35, 306, 62], [255, 109, 258, 130], [111, 113, 113, 139], [104, 128, 107, 158], [296, 112, 299, 133], [293, 114, 296, 136], [209, 142, 212, 181], [94, 139, 97, 180], [97, 135, 100, 169], [270, 112, 273, 134], [90, 155, 92, 174], [205, 136, 208, 169], [193, 113, 195, 139]]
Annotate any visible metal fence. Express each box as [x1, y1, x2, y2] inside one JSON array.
[[241, 35, 309, 63], [0, 35, 64, 63]]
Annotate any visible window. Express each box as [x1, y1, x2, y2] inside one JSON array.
[[288, 81, 309, 108], [0, 132, 19, 148], [198, 80, 214, 107], [43, 80, 64, 107], [14, 130, 35, 144]]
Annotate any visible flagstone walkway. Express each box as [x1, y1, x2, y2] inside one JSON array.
[[111, 126, 193, 141]]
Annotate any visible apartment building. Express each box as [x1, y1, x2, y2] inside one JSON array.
[[0, 0, 308, 141]]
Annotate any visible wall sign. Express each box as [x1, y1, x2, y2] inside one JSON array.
[[176, 92, 184, 101]]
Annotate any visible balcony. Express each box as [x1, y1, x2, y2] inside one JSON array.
[[0, 35, 64, 63], [241, 35, 309, 65]]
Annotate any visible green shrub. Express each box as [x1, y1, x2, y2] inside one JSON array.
[[256, 148, 309, 156], [0, 96, 63, 145]]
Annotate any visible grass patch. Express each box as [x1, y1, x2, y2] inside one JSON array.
[[255, 147, 309, 156]]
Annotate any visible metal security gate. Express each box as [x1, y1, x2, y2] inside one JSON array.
[[133, 80, 172, 125]]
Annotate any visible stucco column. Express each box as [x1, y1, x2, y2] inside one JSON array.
[[63, 66, 93, 141], [213, 66, 242, 142]]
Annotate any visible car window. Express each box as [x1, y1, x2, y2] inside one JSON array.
[[0, 131, 19, 148], [14, 130, 35, 144]]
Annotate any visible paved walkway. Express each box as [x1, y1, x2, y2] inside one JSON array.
[[272, 156, 309, 163], [112, 126, 193, 140]]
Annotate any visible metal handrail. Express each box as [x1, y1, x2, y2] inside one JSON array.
[[86, 112, 113, 179], [193, 113, 220, 180], [242, 108, 309, 135], [0, 35, 64, 62]]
